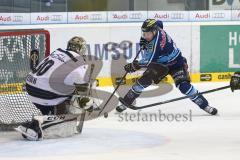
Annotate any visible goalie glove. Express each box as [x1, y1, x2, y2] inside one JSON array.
[[124, 60, 141, 73], [230, 72, 240, 92], [78, 97, 99, 112]]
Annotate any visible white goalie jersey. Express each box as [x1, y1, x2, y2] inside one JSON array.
[[26, 48, 89, 106]]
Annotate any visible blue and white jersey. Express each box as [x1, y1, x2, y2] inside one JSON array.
[[139, 23, 183, 68]]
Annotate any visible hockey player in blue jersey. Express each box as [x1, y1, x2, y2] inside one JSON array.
[[117, 19, 218, 115]]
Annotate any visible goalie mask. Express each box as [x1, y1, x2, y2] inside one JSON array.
[[67, 36, 87, 56]]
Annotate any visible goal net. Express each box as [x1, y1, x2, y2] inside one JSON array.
[[0, 30, 50, 130]]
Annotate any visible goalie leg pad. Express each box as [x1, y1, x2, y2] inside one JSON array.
[[42, 120, 78, 139], [16, 114, 82, 140], [34, 103, 55, 115], [41, 114, 80, 139]]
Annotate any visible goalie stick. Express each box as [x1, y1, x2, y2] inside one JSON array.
[[125, 85, 230, 110], [98, 48, 143, 118], [76, 64, 95, 133]]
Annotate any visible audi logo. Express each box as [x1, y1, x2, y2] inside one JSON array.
[[212, 13, 225, 19], [170, 13, 184, 19], [13, 16, 23, 22], [129, 13, 142, 19], [51, 15, 63, 21], [90, 14, 102, 20]]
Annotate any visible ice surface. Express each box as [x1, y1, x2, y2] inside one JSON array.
[[0, 82, 240, 160]]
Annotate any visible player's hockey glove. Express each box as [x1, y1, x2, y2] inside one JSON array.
[[230, 72, 240, 92], [140, 37, 148, 50], [124, 60, 141, 73]]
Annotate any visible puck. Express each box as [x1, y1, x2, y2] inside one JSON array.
[[104, 112, 108, 118]]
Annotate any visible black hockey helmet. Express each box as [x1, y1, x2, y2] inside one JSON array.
[[141, 19, 158, 33]]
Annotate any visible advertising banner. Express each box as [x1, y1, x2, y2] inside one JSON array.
[[200, 25, 240, 72], [190, 10, 231, 21], [0, 13, 30, 25], [148, 11, 189, 22], [31, 12, 67, 24], [68, 12, 107, 23], [107, 11, 147, 22]]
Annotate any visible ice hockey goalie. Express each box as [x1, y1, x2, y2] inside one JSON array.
[[15, 36, 98, 141]]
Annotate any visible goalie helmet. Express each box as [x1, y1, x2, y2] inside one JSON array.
[[67, 36, 87, 56]]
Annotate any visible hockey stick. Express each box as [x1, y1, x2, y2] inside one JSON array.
[[76, 64, 95, 133], [98, 48, 143, 117], [127, 85, 230, 110]]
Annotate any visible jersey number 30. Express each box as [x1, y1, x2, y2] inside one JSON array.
[[32, 58, 54, 76]]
